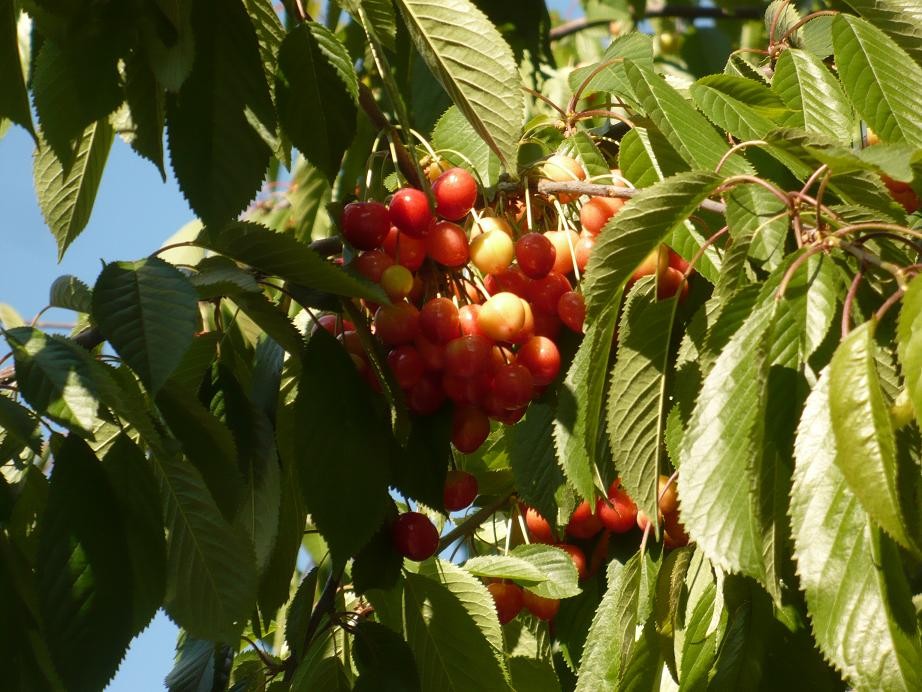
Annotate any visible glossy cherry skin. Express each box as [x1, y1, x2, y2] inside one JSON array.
[[516, 336, 561, 386], [444, 335, 492, 377], [542, 154, 585, 203], [565, 500, 603, 539], [389, 188, 433, 237], [408, 373, 446, 415], [478, 293, 527, 343], [515, 233, 556, 279], [470, 228, 515, 275], [525, 507, 554, 543], [427, 221, 469, 267], [545, 230, 580, 276], [444, 469, 479, 511], [528, 272, 571, 315], [491, 363, 534, 410], [382, 226, 427, 271], [523, 590, 560, 621], [557, 291, 585, 333], [484, 266, 532, 299], [312, 313, 355, 336], [392, 511, 439, 561], [420, 297, 462, 344], [341, 200, 390, 250], [386, 345, 425, 389], [451, 405, 491, 454], [432, 167, 478, 220], [579, 196, 624, 235], [380, 264, 414, 300], [353, 249, 394, 283], [557, 543, 588, 580], [597, 481, 637, 534], [487, 581, 524, 625], [373, 302, 420, 346]]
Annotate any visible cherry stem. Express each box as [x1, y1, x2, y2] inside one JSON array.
[[875, 289, 905, 323], [841, 268, 864, 339]]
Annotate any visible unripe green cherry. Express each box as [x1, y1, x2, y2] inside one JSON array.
[[380, 264, 414, 300]]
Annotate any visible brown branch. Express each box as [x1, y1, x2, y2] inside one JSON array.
[[550, 6, 767, 40]]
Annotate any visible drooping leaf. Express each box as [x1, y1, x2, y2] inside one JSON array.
[[828, 320, 919, 551], [282, 329, 391, 565], [165, 635, 217, 692], [394, 0, 525, 171], [508, 657, 561, 692], [897, 274, 922, 430], [508, 401, 565, 531], [276, 23, 357, 182], [832, 14, 922, 147], [0, 395, 42, 457], [231, 292, 306, 357], [166, 0, 274, 225], [771, 48, 852, 144], [608, 277, 679, 525], [92, 257, 200, 394], [48, 275, 92, 313], [195, 221, 387, 303], [34, 119, 114, 259], [36, 435, 135, 691], [241, 0, 286, 99], [4, 327, 99, 434], [123, 50, 167, 178], [0, 0, 34, 139], [352, 620, 422, 692], [792, 368, 922, 690], [404, 560, 511, 691]]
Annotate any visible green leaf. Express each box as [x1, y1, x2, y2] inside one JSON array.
[[608, 277, 679, 525], [195, 221, 387, 303], [4, 327, 99, 434], [0, 0, 34, 139], [101, 435, 167, 633], [844, 0, 922, 67], [510, 544, 581, 599], [276, 23, 357, 182], [339, 0, 397, 52], [189, 257, 261, 299], [560, 131, 610, 180], [898, 274, 922, 430], [37, 435, 135, 691], [771, 48, 852, 144], [792, 368, 922, 690], [166, 0, 274, 226], [165, 635, 217, 692], [286, 157, 333, 244], [828, 320, 919, 551], [463, 554, 546, 584], [142, 0, 195, 92], [0, 302, 24, 328], [431, 105, 502, 188], [0, 395, 42, 456], [690, 74, 790, 143], [832, 14, 922, 147], [567, 32, 653, 103], [508, 657, 561, 692], [34, 119, 114, 259], [231, 292, 305, 356], [283, 329, 390, 565], [242, 0, 286, 99], [48, 274, 92, 313], [353, 620, 422, 692], [123, 50, 167, 178], [394, 0, 525, 171], [92, 257, 200, 394], [31, 38, 121, 168], [404, 560, 511, 692], [508, 402, 565, 532]]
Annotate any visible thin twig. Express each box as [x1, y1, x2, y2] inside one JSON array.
[[549, 7, 766, 40]]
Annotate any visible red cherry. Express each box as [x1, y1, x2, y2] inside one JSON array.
[[557, 291, 585, 333], [382, 226, 427, 271], [487, 581, 524, 624], [392, 511, 440, 561], [414, 333, 447, 371], [515, 233, 556, 279], [528, 271, 571, 314], [408, 373, 446, 414], [353, 249, 394, 283], [444, 335, 492, 377], [522, 590, 560, 621], [387, 345, 425, 389], [420, 297, 462, 344], [667, 247, 690, 274], [432, 167, 478, 220], [373, 302, 419, 346], [484, 266, 532, 298], [557, 543, 588, 580], [579, 196, 624, 236], [312, 313, 355, 336], [565, 500, 603, 539], [427, 221, 469, 267], [658, 267, 689, 302], [459, 304, 486, 337], [663, 511, 689, 548], [389, 188, 432, 237], [444, 469, 479, 510], [525, 507, 554, 543], [545, 230, 579, 275], [516, 336, 561, 386], [341, 201, 390, 250], [597, 482, 637, 533], [575, 232, 595, 272], [492, 363, 533, 410], [532, 309, 562, 340], [478, 293, 527, 343], [451, 406, 491, 454], [336, 330, 364, 357]]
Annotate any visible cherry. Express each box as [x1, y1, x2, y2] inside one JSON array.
[[312, 313, 355, 336], [389, 188, 432, 237], [515, 233, 556, 279], [575, 232, 595, 272], [629, 246, 668, 286], [392, 511, 439, 561], [491, 363, 534, 410], [657, 266, 689, 302], [484, 266, 532, 298], [459, 304, 486, 337], [427, 221, 469, 267], [444, 335, 492, 377], [470, 228, 515, 275], [472, 215, 514, 239], [545, 230, 580, 275], [380, 264, 414, 300], [882, 175, 920, 213], [557, 543, 588, 580], [382, 226, 427, 271], [414, 333, 447, 371], [557, 291, 585, 333], [667, 248, 690, 274], [478, 293, 527, 343], [353, 249, 394, 283], [408, 373, 446, 414], [506, 300, 534, 345], [597, 481, 637, 534], [386, 345, 425, 389], [432, 167, 478, 220], [444, 469, 479, 510], [542, 154, 585, 203], [341, 200, 390, 250], [532, 309, 562, 340], [566, 500, 603, 539], [579, 196, 624, 236], [420, 297, 461, 344], [522, 590, 560, 621], [657, 474, 679, 515], [425, 157, 451, 182], [663, 511, 689, 548], [336, 330, 364, 357], [516, 336, 561, 386], [451, 405, 491, 454], [589, 530, 611, 577], [636, 510, 653, 534], [487, 581, 524, 625], [373, 302, 419, 345], [528, 271, 571, 315], [525, 507, 554, 543]]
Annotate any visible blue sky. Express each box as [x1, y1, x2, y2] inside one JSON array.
[[0, 1, 578, 688]]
